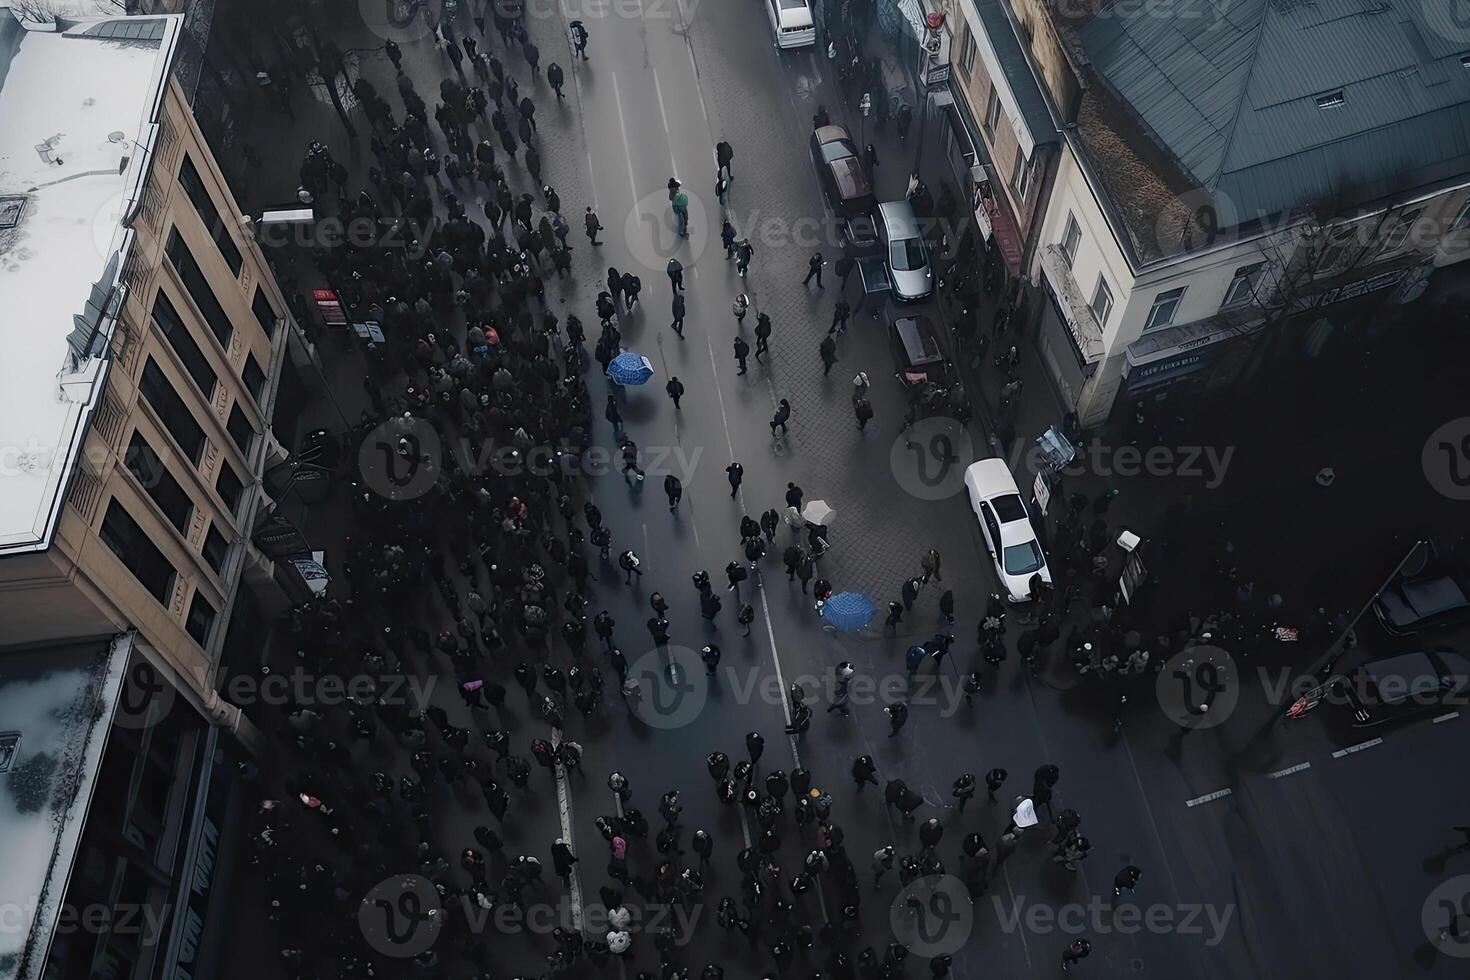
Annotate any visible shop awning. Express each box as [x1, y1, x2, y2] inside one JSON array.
[[984, 194, 1023, 277]]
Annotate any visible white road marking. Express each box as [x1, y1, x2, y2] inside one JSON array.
[[652, 67, 673, 146], [609, 73, 640, 201], [1185, 788, 1232, 808], [1267, 762, 1312, 779], [1331, 737, 1383, 758], [1434, 711, 1460, 724], [554, 763, 585, 932]]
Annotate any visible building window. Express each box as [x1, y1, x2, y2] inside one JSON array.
[[1060, 212, 1081, 265], [125, 431, 193, 534], [984, 88, 1001, 135], [1011, 148, 1034, 201], [1143, 286, 1186, 331], [243, 351, 266, 403], [100, 499, 176, 604], [251, 287, 280, 340], [1222, 263, 1265, 308], [177, 155, 243, 277], [1090, 276, 1114, 327], [164, 227, 234, 349], [1452, 199, 1470, 232], [957, 28, 977, 78], [227, 402, 256, 456], [150, 288, 217, 398], [1314, 89, 1345, 109], [216, 461, 244, 515], [203, 524, 229, 574], [186, 591, 217, 646], [1380, 207, 1424, 254], [139, 357, 205, 465]]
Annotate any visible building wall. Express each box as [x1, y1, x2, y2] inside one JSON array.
[[1002, 0, 1079, 121], [0, 77, 291, 706]]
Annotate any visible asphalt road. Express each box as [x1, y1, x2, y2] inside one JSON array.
[[219, 1, 1470, 977]]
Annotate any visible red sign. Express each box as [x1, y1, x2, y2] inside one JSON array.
[[985, 198, 1023, 277], [311, 288, 347, 326]]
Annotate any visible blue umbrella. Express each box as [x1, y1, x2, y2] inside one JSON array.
[[608, 352, 655, 386], [821, 592, 878, 632]]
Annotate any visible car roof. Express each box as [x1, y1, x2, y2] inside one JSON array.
[[830, 156, 872, 201], [1359, 650, 1451, 703], [891, 315, 942, 366], [964, 458, 1019, 500], [877, 200, 920, 238], [814, 125, 852, 146], [1401, 575, 1469, 616]]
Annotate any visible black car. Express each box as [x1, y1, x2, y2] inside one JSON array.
[[1373, 571, 1470, 635], [842, 213, 882, 257], [810, 125, 876, 218], [1329, 647, 1469, 727], [887, 314, 951, 388]]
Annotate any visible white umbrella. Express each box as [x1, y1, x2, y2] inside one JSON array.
[[1012, 797, 1038, 828], [802, 499, 836, 526]]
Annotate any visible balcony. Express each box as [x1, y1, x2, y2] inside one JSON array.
[[1040, 244, 1106, 362]]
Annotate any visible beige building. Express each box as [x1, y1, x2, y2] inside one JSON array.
[[0, 8, 302, 745]]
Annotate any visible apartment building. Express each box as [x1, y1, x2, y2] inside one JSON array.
[[0, 10, 298, 977], [958, 0, 1470, 424]]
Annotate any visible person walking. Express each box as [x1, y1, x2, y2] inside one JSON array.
[[803, 251, 825, 288], [672, 190, 690, 237], [552, 840, 578, 885], [884, 601, 904, 631], [921, 547, 942, 583], [726, 461, 744, 497], [1061, 939, 1092, 971], [732, 293, 750, 327], [667, 258, 684, 291], [952, 773, 977, 812], [855, 396, 874, 430], [735, 239, 754, 277], [666, 375, 685, 409], [737, 603, 755, 636], [733, 336, 751, 375], [770, 399, 791, 437], [760, 509, 780, 542], [721, 220, 738, 258], [618, 549, 643, 584], [570, 19, 590, 58], [829, 300, 851, 336], [1113, 865, 1141, 897], [715, 139, 734, 179], [547, 62, 565, 98], [671, 293, 687, 338], [819, 335, 838, 376], [852, 755, 879, 788], [664, 475, 683, 512], [885, 701, 909, 737], [584, 206, 603, 245], [754, 313, 772, 359], [985, 768, 1008, 803]]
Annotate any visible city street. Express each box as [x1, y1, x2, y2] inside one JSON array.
[[218, 1, 1470, 978]]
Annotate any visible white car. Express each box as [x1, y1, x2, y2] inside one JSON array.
[[963, 459, 1052, 602]]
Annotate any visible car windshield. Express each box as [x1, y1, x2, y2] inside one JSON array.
[[889, 238, 927, 271], [1002, 540, 1043, 576], [820, 139, 857, 165], [992, 493, 1027, 523]]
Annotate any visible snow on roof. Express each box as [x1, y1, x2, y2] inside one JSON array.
[[0, 634, 130, 980], [0, 11, 178, 554]]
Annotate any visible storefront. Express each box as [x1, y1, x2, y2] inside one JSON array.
[[1120, 311, 1262, 399]]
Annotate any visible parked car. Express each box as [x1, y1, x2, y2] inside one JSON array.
[[766, 0, 816, 47], [963, 459, 1051, 602], [1373, 570, 1470, 634], [876, 200, 932, 302], [810, 126, 876, 218], [1328, 647, 1470, 727], [842, 213, 882, 257], [887, 313, 951, 388]]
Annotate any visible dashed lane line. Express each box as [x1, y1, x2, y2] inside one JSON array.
[[1185, 788, 1233, 808], [1331, 737, 1383, 759], [1434, 711, 1460, 724], [1267, 762, 1312, 779]]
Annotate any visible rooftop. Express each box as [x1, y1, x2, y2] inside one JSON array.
[[0, 9, 178, 554], [0, 634, 132, 980], [1067, 0, 1470, 263]]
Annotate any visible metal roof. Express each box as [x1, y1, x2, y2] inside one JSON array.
[[968, 0, 1059, 146], [1080, 0, 1470, 222]]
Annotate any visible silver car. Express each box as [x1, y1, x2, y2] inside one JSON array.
[[876, 200, 932, 302]]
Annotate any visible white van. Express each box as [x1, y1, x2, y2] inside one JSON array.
[[767, 0, 815, 48]]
